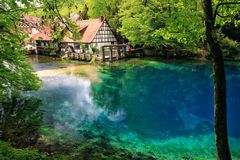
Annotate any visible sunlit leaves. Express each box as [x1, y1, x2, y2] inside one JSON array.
[[0, 0, 41, 103], [85, 0, 122, 32], [119, 0, 205, 49], [213, 0, 240, 26]]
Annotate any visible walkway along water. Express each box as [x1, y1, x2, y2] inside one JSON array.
[[61, 44, 129, 62]]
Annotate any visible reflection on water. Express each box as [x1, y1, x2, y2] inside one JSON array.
[[1, 97, 43, 148], [41, 75, 101, 123], [26, 57, 240, 159]]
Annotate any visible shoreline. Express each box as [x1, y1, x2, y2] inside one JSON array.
[[28, 53, 240, 64]]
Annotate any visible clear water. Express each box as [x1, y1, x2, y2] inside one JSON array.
[[32, 57, 240, 159]]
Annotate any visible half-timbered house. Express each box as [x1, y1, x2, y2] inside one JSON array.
[[21, 15, 118, 54]]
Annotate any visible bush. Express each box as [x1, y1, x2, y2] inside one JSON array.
[[220, 37, 240, 57], [0, 141, 48, 160]]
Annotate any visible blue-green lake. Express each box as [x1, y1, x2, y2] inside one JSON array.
[[30, 56, 240, 159]]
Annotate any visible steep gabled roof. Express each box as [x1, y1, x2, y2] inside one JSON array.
[[76, 17, 105, 43]]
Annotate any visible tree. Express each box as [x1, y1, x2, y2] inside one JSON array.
[[119, 0, 205, 49], [0, 0, 41, 103], [202, 0, 233, 159], [0, 0, 84, 103]]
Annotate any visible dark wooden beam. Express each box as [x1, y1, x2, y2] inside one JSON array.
[[110, 48, 113, 62]]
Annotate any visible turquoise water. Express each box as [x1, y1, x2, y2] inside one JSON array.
[[33, 58, 240, 159]]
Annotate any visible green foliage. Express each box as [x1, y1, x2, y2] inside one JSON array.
[[2, 97, 43, 147], [85, 0, 122, 34], [220, 36, 240, 57], [0, 0, 41, 103], [0, 140, 47, 160], [59, 0, 85, 17], [119, 0, 205, 49], [25, 0, 240, 53], [213, 0, 240, 27], [28, 0, 85, 18], [85, 0, 109, 18], [119, 0, 161, 47]]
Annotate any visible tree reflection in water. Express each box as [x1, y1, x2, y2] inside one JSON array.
[[0, 97, 43, 148]]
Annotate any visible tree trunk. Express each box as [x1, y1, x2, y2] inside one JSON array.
[[202, 0, 231, 160]]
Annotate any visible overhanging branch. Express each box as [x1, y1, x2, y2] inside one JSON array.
[[213, 2, 240, 26]]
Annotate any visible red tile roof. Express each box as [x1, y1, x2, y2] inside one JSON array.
[[31, 32, 51, 41], [76, 18, 104, 43], [22, 15, 105, 43], [21, 15, 40, 26]]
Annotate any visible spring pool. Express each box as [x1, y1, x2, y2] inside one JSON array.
[[31, 57, 240, 159]]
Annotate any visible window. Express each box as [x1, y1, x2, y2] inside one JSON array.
[[74, 43, 80, 49]]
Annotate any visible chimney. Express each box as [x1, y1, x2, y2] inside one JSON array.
[[99, 16, 105, 22]]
